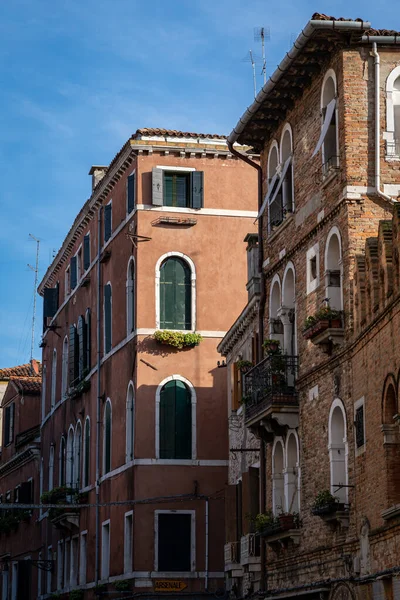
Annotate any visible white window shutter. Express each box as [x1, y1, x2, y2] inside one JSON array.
[[152, 168, 163, 205], [312, 98, 336, 157], [258, 172, 279, 220]]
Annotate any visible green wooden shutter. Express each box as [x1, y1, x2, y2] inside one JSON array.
[[104, 285, 112, 353], [9, 403, 15, 443], [160, 382, 176, 459], [43, 288, 59, 319], [105, 403, 111, 473], [83, 234, 90, 270], [159, 258, 191, 330], [152, 168, 164, 205], [104, 204, 112, 242], [78, 316, 85, 380], [127, 174, 136, 213], [190, 171, 203, 209], [69, 324, 78, 386], [176, 174, 188, 207], [70, 256, 78, 289], [4, 406, 10, 445], [174, 380, 192, 459], [84, 419, 90, 486], [85, 310, 91, 370], [164, 173, 173, 206]]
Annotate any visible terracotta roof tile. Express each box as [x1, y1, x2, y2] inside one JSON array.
[[311, 13, 364, 22], [133, 128, 227, 140], [0, 364, 35, 380], [10, 377, 42, 394]]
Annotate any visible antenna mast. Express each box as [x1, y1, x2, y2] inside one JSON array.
[[254, 26, 270, 86], [28, 234, 40, 363], [242, 49, 260, 99]]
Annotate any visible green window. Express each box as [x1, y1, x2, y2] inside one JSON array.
[[84, 418, 90, 487], [160, 258, 191, 330], [164, 173, 190, 207], [104, 284, 112, 353], [160, 380, 192, 459], [104, 401, 111, 474]]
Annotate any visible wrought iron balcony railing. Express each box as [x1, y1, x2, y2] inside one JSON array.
[[244, 354, 299, 424]]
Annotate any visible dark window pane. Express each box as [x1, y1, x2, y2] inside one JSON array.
[[355, 405, 365, 448], [160, 381, 191, 460], [104, 285, 112, 353], [160, 258, 191, 330], [158, 513, 191, 571], [105, 403, 111, 473], [83, 234, 91, 271]]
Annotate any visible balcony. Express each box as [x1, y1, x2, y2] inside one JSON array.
[[243, 355, 299, 429], [224, 542, 243, 576], [240, 534, 260, 567]]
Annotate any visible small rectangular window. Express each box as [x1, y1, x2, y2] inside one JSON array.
[[65, 266, 70, 299], [157, 512, 192, 572], [124, 513, 133, 573], [83, 234, 91, 271], [127, 173, 136, 213], [70, 256, 78, 290], [354, 397, 366, 455], [306, 243, 319, 295], [310, 256, 317, 280], [101, 521, 110, 580], [104, 203, 112, 243], [4, 404, 15, 446]]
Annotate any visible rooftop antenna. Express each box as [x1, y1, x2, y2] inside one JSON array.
[[254, 26, 270, 85], [242, 50, 261, 99], [28, 234, 40, 362]]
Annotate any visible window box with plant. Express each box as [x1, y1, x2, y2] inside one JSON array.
[[41, 486, 82, 530], [253, 511, 280, 537], [237, 360, 253, 374], [311, 490, 348, 526], [154, 330, 202, 350], [263, 338, 281, 355], [302, 305, 344, 347]]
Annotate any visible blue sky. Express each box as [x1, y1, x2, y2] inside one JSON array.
[[0, 0, 396, 367]]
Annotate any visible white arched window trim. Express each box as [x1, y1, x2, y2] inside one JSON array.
[[73, 421, 82, 489], [61, 336, 68, 400], [269, 274, 283, 344], [66, 425, 74, 489], [59, 436, 65, 486], [272, 437, 285, 515], [103, 399, 112, 475], [155, 252, 196, 331], [279, 123, 295, 212], [328, 398, 349, 503], [385, 65, 400, 157], [279, 123, 293, 163], [83, 417, 90, 487], [281, 261, 297, 355], [126, 257, 135, 335], [324, 225, 343, 311], [155, 375, 197, 461], [284, 430, 300, 513], [320, 69, 339, 169], [104, 281, 112, 354], [267, 140, 279, 180], [126, 382, 135, 463], [51, 349, 57, 409]]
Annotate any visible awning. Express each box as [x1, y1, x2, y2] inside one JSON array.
[[312, 97, 336, 157]]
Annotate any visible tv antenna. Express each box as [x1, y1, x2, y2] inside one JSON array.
[[28, 234, 40, 362], [242, 50, 261, 99], [254, 26, 270, 85]]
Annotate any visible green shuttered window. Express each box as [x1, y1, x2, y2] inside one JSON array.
[[104, 203, 112, 242], [160, 381, 192, 459], [104, 401, 111, 474], [84, 418, 90, 487], [69, 324, 79, 387], [152, 169, 204, 208], [160, 258, 191, 330], [70, 256, 77, 289], [158, 513, 191, 572], [127, 173, 136, 213], [83, 234, 90, 271], [104, 284, 112, 353]]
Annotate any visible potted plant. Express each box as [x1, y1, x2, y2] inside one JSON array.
[[115, 579, 131, 591], [311, 489, 345, 516], [263, 339, 281, 354], [154, 330, 202, 350], [314, 306, 342, 328], [236, 360, 253, 374], [254, 510, 280, 536]]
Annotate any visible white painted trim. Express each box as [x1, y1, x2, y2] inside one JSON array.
[[321, 68, 337, 107], [137, 328, 226, 337], [272, 437, 285, 515], [73, 420, 82, 489], [126, 168, 136, 216], [61, 335, 68, 401], [328, 398, 348, 503], [103, 281, 112, 355], [103, 399, 112, 475], [155, 375, 196, 460], [131, 571, 224, 579], [126, 256, 135, 336], [155, 252, 196, 331], [51, 348, 57, 410], [384, 183, 400, 195], [83, 417, 90, 488], [124, 511, 134, 574], [101, 519, 111, 581], [98, 458, 227, 483], [284, 430, 300, 513], [154, 510, 195, 572], [320, 69, 339, 168], [354, 396, 366, 457], [325, 226, 343, 311], [126, 382, 135, 463], [155, 165, 196, 172], [267, 140, 279, 179], [306, 242, 320, 295], [135, 204, 257, 218], [385, 66, 400, 152]]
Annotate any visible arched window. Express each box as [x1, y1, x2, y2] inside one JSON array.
[[59, 436, 66, 486], [127, 258, 135, 335], [272, 439, 285, 514], [158, 256, 192, 330], [157, 378, 194, 460], [385, 67, 400, 157], [280, 125, 294, 213], [103, 400, 112, 474], [61, 336, 68, 400], [66, 427, 74, 488], [325, 227, 343, 311], [126, 384, 135, 463], [83, 418, 90, 488], [285, 432, 300, 513], [41, 365, 47, 421], [85, 308, 91, 372], [328, 399, 348, 503], [49, 445, 55, 491], [267, 142, 281, 230], [269, 275, 283, 346], [282, 263, 296, 355], [51, 349, 57, 409], [104, 283, 112, 354], [318, 71, 338, 172], [382, 377, 399, 505], [73, 422, 82, 489]]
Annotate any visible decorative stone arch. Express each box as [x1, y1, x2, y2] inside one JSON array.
[[126, 256, 135, 335], [279, 123, 294, 213], [155, 375, 197, 460], [284, 430, 300, 513], [325, 225, 343, 311], [382, 372, 400, 506], [66, 425, 75, 488], [269, 274, 283, 345], [51, 348, 57, 409], [279, 123, 293, 163], [83, 416, 90, 487], [126, 381, 135, 463], [281, 262, 297, 355], [385, 65, 400, 155], [272, 437, 285, 514], [73, 420, 82, 488], [320, 68, 339, 169], [328, 399, 348, 503], [155, 252, 196, 331], [267, 140, 279, 180], [103, 398, 112, 474], [329, 582, 356, 600], [382, 373, 397, 424]]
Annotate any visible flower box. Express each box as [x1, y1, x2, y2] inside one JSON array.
[[311, 502, 346, 516]]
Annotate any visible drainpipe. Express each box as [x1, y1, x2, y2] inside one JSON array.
[[227, 142, 265, 358], [371, 42, 395, 204], [205, 497, 209, 591], [95, 206, 102, 586], [227, 142, 267, 591]]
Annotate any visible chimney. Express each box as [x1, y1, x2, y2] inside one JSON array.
[[89, 166, 108, 191], [244, 233, 260, 301], [30, 358, 40, 375]]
